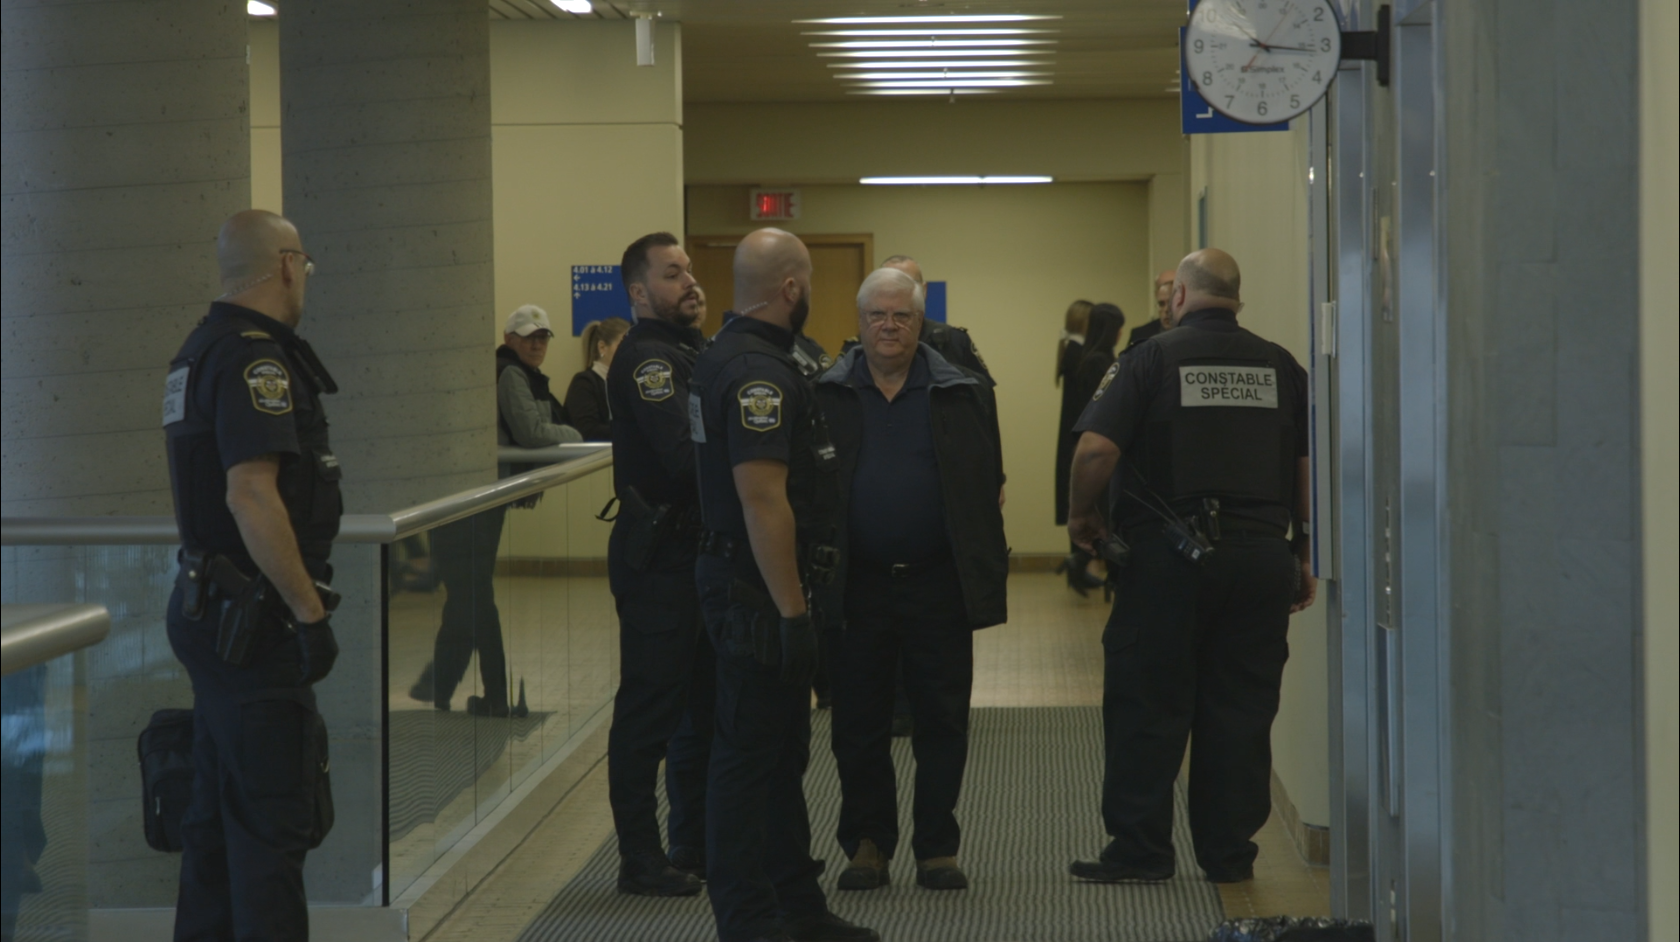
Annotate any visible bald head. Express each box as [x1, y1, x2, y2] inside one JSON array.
[[733, 228, 813, 330], [1169, 249, 1243, 325], [881, 254, 925, 285], [218, 210, 299, 287]]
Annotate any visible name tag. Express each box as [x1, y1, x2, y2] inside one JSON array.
[[161, 366, 189, 425], [687, 392, 707, 443], [1179, 365, 1278, 408]]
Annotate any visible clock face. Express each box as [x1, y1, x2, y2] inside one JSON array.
[[1185, 0, 1342, 125]]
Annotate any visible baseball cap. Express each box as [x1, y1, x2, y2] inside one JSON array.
[[504, 304, 553, 337]]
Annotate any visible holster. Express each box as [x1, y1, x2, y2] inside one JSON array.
[[618, 486, 675, 572], [729, 579, 782, 669], [209, 557, 277, 668], [177, 549, 211, 621]]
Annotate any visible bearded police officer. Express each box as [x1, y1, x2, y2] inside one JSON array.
[[604, 231, 715, 897], [691, 228, 878, 942], [162, 210, 341, 941], [1066, 248, 1316, 885]]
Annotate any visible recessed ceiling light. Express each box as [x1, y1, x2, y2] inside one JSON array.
[[828, 59, 1053, 70], [842, 71, 1048, 80], [860, 176, 1055, 184], [247, 0, 276, 15], [846, 79, 1053, 89], [551, 0, 592, 12], [810, 40, 1056, 49], [818, 48, 1052, 58], [798, 15, 1062, 24], [851, 89, 1002, 96], [802, 29, 1057, 37]]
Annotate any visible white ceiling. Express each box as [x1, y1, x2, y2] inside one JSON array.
[[488, 0, 1189, 103]]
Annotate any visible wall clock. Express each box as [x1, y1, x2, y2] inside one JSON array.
[[1185, 0, 1345, 125]]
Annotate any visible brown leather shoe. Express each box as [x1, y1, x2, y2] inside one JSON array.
[[837, 838, 890, 890], [915, 856, 969, 890]]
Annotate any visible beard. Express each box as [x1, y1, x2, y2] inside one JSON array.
[[788, 288, 811, 335], [652, 289, 701, 327]]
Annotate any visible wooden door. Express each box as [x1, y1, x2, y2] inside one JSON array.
[[686, 234, 874, 357]]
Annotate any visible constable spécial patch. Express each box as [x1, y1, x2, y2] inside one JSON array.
[[161, 365, 189, 426], [1179, 365, 1278, 408], [244, 359, 293, 415], [634, 359, 675, 402], [738, 381, 784, 431], [687, 392, 707, 443], [1091, 362, 1121, 401]]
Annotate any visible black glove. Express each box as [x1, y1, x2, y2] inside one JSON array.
[[778, 611, 819, 687], [297, 616, 339, 686]]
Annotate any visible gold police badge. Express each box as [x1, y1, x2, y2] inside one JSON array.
[[738, 381, 783, 431], [244, 359, 293, 415]]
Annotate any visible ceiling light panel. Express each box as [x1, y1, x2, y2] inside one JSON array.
[[849, 79, 1053, 88], [247, 0, 275, 15], [842, 71, 1048, 80], [811, 40, 1056, 48], [860, 176, 1055, 184], [851, 89, 1002, 96], [827, 59, 1053, 70], [802, 29, 1057, 37], [797, 15, 1062, 24], [818, 48, 1053, 58]]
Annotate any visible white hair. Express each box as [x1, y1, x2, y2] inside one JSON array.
[[856, 267, 924, 313]]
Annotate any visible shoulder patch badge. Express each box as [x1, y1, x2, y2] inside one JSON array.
[[738, 381, 784, 431], [635, 359, 675, 402], [244, 359, 293, 415], [1091, 361, 1121, 401]]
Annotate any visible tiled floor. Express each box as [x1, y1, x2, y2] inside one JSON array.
[[422, 572, 1331, 941]]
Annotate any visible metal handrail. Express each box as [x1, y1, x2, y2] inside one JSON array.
[[498, 442, 610, 464], [1, 604, 111, 677], [0, 445, 613, 547]]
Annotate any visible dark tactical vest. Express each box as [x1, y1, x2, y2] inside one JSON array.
[[164, 313, 341, 574], [689, 323, 839, 550], [1129, 322, 1297, 510]]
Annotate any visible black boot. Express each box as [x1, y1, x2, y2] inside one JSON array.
[[785, 911, 880, 942], [616, 852, 703, 897]]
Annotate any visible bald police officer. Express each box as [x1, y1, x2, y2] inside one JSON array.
[[691, 228, 878, 942], [163, 210, 340, 941], [1066, 249, 1316, 885]]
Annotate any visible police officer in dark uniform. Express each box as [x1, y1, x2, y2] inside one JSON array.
[[162, 210, 341, 941], [1065, 249, 1317, 885], [690, 229, 879, 942], [602, 232, 715, 897]]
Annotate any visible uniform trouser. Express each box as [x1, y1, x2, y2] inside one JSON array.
[[1098, 529, 1296, 875], [430, 506, 508, 706], [607, 531, 716, 859], [696, 556, 829, 942], [166, 588, 319, 942], [830, 560, 973, 862]]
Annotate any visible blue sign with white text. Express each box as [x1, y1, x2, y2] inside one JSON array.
[[571, 265, 631, 335], [1179, 28, 1289, 135], [925, 281, 947, 323]]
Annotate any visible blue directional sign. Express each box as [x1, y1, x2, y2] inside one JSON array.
[[924, 281, 948, 323], [1180, 27, 1289, 135], [571, 265, 631, 335]]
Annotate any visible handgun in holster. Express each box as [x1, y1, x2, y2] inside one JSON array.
[[619, 485, 674, 572], [728, 579, 784, 669]]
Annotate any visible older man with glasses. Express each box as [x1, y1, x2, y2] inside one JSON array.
[[813, 267, 1009, 894]]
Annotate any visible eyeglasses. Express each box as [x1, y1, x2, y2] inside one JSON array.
[[863, 310, 917, 328], [280, 249, 316, 276], [524, 330, 555, 341]]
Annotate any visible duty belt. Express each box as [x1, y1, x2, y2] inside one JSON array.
[[698, 530, 839, 586], [850, 553, 951, 580]]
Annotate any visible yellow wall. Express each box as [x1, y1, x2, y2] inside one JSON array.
[[246, 20, 685, 556], [1641, 0, 1678, 936], [1188, 122, 1329, 828], [687, 182, 1151, 557]]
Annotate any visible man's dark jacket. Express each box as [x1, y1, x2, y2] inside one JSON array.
[[814, 344, 1009, 630]]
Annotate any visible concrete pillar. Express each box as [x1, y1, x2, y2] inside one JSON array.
[[280, 0, 497, 512], [1, 0, 250, 516]]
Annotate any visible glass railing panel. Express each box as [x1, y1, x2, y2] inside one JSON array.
[[498, 491, 561, 795], [566, 467, 618, 746], [1, 651, 88, 942]]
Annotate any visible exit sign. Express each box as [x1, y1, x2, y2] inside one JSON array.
[[750, 188, 801, 220]]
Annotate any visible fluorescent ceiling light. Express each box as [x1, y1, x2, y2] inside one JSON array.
[[860, 176, 1055, 184], [247, 0, 275, 15], [851, 89, 1002, 96], [551, 0, 592, 12], [798, 15, 1061, 24], [848, 79, 1053, 89], [810, 39, 1056, 49], [819, 48, 1051, 59], [803, 29, 1055, 37], [842, 71, 1048, 80], [828, 59, 1053, 70]]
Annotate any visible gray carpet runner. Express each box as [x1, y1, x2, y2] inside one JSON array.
[[516, 706, 1225, 942]]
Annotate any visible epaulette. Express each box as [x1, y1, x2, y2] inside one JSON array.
[[240, 330, 273, 340]]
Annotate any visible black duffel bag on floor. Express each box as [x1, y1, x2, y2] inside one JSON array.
[[137, 701, 334, 853]]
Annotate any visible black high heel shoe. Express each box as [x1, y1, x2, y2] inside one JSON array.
[[1056, 550, 1106, 597]]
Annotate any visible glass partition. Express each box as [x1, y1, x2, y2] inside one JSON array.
[[1, 646, 86, 941], [382, 461, 618, 900]]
